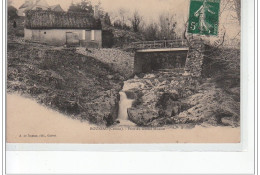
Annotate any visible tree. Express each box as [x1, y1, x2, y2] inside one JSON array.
[[131, 10, 142, 32], [157, 12, 177, 40], [119, 8, 128, 24], [68, 0, 94, 15], [8, 6, 18, 20], [109, 8, 131, 29], [143, 23, 159, 41], [80, 0, 93, 13], [233, 0, 241, 25], [68, 2, 77, 12], [113, 19, 131, 30], [104, 13, 111, 25], [94, 1, 105, 19]]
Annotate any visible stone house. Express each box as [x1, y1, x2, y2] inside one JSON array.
[[24, 10, 102, 47]]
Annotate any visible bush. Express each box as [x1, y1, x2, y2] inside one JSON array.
[[8, 6, 18, 20], [202, 45, 240, 90], [15, 30, 24, 37]]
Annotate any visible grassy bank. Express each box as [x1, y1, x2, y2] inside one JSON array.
[[7, 41, 124, 125]]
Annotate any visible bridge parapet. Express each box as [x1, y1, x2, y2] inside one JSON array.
[[131, 40, 189, 50]]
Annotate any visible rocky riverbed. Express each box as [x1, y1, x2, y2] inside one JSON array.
[[123, 71, 240, 127]]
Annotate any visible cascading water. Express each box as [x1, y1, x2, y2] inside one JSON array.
[[117, 83, 136, 126], [118, 92, 132, 120]]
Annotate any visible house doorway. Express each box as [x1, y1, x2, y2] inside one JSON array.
[[66, 32, 80, 46], [32, 30, 41, 42]]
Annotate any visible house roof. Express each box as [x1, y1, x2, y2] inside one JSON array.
[[25, 10, 102, 30]]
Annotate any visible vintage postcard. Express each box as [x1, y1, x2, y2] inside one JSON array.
[[6, 0, 241, 144]]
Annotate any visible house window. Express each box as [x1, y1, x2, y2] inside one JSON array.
[[91, 30, 95, 41], [44, 32, 46, 34]]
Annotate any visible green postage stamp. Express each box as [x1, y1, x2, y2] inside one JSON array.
[[188, 0, 220, 36]]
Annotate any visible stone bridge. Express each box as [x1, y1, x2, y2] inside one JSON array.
[[132, 39, 205, 77]]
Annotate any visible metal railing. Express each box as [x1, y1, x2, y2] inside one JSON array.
[[131, 40, 188, 49]]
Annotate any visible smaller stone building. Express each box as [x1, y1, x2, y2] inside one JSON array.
[[18, 0, 54, 16], [24, 10, 102, 48], [49, 5, 63, 12]]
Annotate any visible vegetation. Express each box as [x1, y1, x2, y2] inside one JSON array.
[[8, 6, 18, 20], [68, 0, 94, 15], [7, 41, 123, 125], [131, 10, 142, 32], [65, 0, 179, 42], [142, 23, 158, 41], [202, 46, 240, 93], [113, 20, 131, 30], [104, 13, 112, 26]]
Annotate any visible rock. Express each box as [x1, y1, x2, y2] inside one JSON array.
[[172, 105, 179, 116], [117, 68, 239, 127], [124, 90, 136, 99], [156, 93, 179, 107], [183, 71, 191, 76], [107, 75, 114, 79], [104, 114, 114, 126], [150, 118, 165, 127], [143, 74, 156, 79], [228, 87, 240, 95], [123, 72, 201, 126], [128, 108, 159, 126]]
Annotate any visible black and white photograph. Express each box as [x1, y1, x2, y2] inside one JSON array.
[[6, 0, 241, 143]]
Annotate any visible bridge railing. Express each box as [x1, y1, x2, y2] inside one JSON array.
[[131, 40, 189, 49]]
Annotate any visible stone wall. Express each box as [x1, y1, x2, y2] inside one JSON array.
[[24, 28, 102, 47], [24, 28, 83, 46], [184, 40, 205, 77]]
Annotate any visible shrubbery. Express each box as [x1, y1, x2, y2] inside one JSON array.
[[8, 6, 18, 20], [202, 45, 240, 91]]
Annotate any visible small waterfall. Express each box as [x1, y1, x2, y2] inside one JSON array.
[[118, 91, 133, 120], [117, 83, 135, 126]]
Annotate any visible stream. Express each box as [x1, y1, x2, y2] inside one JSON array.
[[117, 83, 136, 126]]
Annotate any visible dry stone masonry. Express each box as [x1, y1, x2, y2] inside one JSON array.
[[184, 39, 205, 77]]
